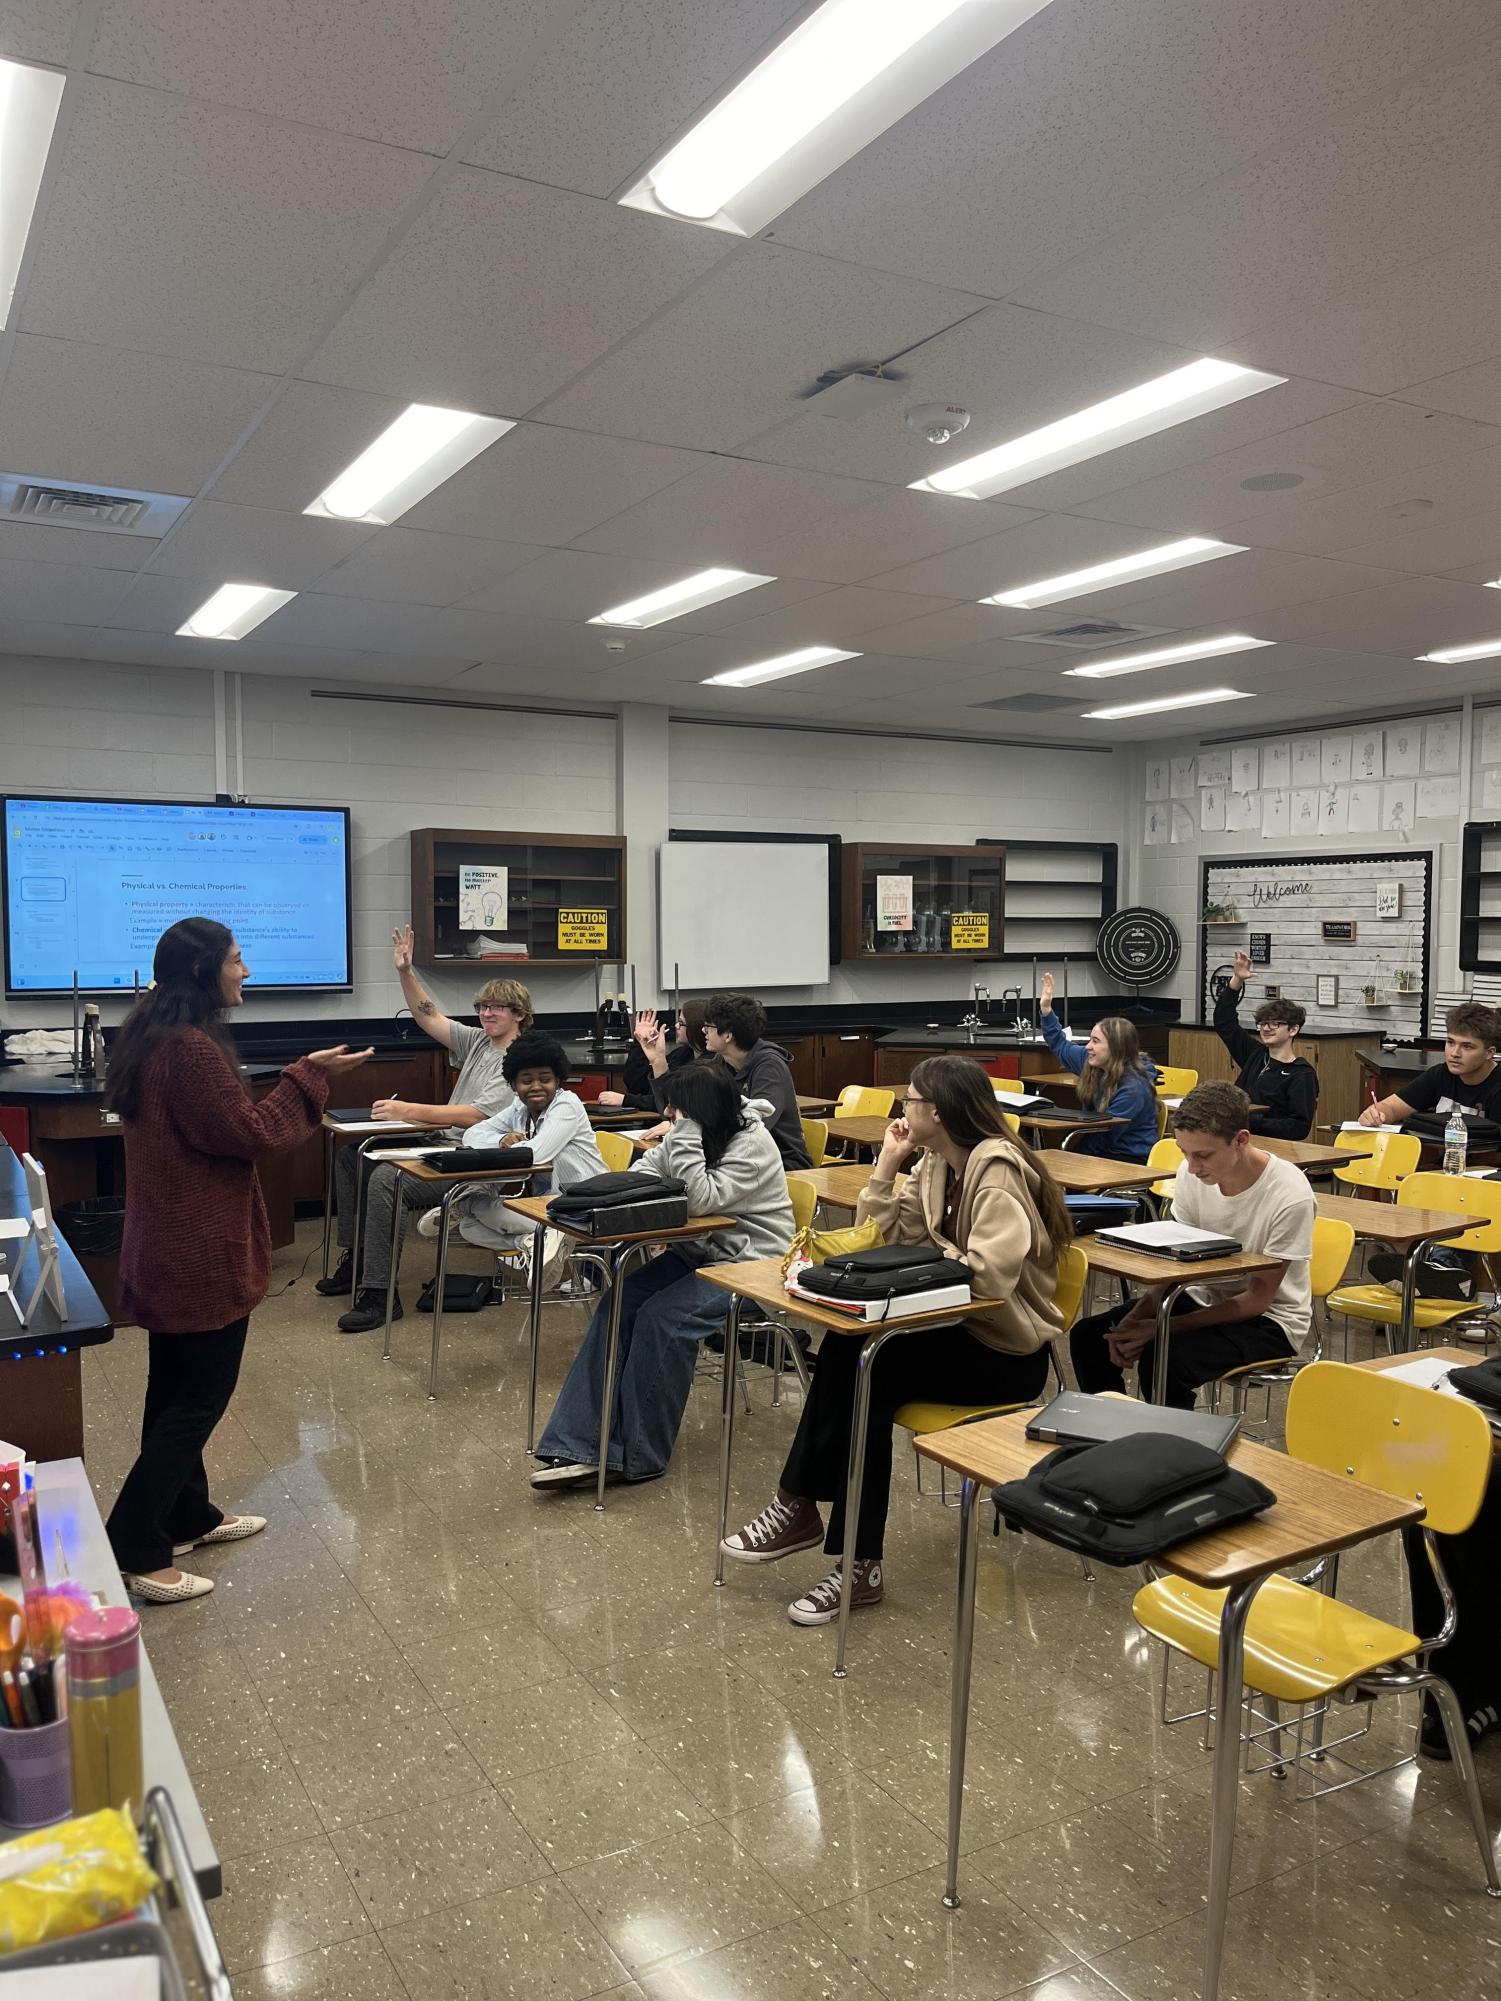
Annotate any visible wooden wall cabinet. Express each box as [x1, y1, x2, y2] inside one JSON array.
[[840, 844, 1004, 961], [411, 829, 627, 970]]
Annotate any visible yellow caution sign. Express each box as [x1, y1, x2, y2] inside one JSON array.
[[949, 912, 990, 950], [557, 908, 610, 951]]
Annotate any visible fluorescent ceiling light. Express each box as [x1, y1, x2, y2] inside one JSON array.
[[1064, 633, 1274, 680], [911, 359, 1286, 500], [620, 0, 1056, 236], [176, 583, 297, 641], [1417, 638, 1501, 664], [0, 58, 66, 324], [306, 403, 514, 526], [1082, 687, 1254, 721], [704, 645, 859, 689], [1486, 577, 1501, 590], [589, 567, 775, 629], [983, 537, 1244, 610]]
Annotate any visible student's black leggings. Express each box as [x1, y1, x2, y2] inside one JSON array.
[[1070, 1296, 1294, 1410], [1404, 1476, 1501, 1719], [781, 1325, 1050, 1561], [107, 1318, 250, 1575]]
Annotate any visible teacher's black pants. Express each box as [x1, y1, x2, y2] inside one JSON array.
[[106, 1317, 251, 1575]]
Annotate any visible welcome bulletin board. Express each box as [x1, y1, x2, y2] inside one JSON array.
[[1199, 851, 1432, 1035]]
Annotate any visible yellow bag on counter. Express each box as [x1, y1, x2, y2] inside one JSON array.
[[0, 1807, 157, 1955], [781, 1217, 882, 1275]]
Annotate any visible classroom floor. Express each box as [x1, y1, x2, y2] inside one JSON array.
[[80, 1227, 1501, 2001]]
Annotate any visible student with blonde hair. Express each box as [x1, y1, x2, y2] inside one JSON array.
[[1039, 972, 1159, 1162]]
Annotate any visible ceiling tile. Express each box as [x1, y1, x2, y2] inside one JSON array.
[[205, 380, 409, 512], [311, 526, 539, 605], [1254, 574, 1501, 655], [1330, 502, 1501, 579], [1213, 442, 1501, 561], [536, 240, 985, 452], [21, 78, 435, 372], [399, 423, 708, 546], [0, 335, 277, 495], [458, 547, 816, 630], [302, 168, 732, 413], [0, 0, 81, 63], [773, 489, 1035, 588], [1090, 549, 1395, 626], [572, 458, 889, 574], [0, 518, 155, 572], [463, 0, 803, 197], [1392, 360, 1501, 427], [0, 558, 130, 625], [101, 569, 245, 635], [148, 500, 374, 587], [86, 0, 580, 154], [843, 603, 1053, 662], [866, 513, 1185, 602]]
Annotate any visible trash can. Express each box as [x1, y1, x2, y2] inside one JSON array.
[[57, 1196, 126, 1257]]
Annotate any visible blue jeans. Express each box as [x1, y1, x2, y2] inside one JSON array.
[[535, 1252, 729, 1480]]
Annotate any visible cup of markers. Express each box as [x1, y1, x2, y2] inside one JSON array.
[[0, 1636, 70, 1828]]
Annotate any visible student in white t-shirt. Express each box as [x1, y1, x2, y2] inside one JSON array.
[[1069, 1081, 1315, 1408]]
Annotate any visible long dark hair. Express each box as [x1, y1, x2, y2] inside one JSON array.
[[666, 1063, 747, 1169], [1075, 1015, 1155, 1110], [107, 918, 237, 1118], [908, 1056, 1073, 1257], [677, 998, 709, 1054]]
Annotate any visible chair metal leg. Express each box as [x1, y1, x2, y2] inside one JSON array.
[[1203, 1579, 1262, 2001], [427, 1184, 458, 1398], [715, 1298, 742, 1587], [595, 1244, 643, 1510], [735, 1348, 753, 1417], [942, 1476, 981, 1910], [525, 1221, 545, 1454], [834, 1326, 899, 1678], [381, 1170, 403, 1360], [1417, 1673, 1501, 1896], [321, 1129, 336, 1280]]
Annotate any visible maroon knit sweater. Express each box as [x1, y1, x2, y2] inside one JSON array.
[[118, 1029, 329, 1333]]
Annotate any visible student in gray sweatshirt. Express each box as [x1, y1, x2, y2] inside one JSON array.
[[530, 1065, 795, 1490], [697, 991, 810, 1169]]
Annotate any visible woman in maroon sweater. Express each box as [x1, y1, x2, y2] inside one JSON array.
[[105, 918, 370, 1604]]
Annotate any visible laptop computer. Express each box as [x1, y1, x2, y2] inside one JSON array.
[[1026, 1392, 1241, 1454], [1094, 1220, 1242, 1261]]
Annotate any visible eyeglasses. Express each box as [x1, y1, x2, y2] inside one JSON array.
[[476, 1003, 510, 1015], [902, 1095, 931, 1109]]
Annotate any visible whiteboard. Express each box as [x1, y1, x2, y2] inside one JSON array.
[[658, 841, 831, 990]]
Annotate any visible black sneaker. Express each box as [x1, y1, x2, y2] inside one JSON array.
[[1419, 1698, 1498, 1760], [315, 1253, 355, 1297], [338, 1289, 401, 1334]]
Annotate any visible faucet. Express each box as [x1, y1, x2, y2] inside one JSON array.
[[973, 984, 990, 1026]]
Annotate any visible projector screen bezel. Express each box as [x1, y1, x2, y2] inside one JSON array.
[[2, 793, 355, 998]]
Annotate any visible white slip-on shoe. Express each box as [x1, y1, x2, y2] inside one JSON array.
[[173, 1514, 267, 1556], [123, 1570, 215, 1604]]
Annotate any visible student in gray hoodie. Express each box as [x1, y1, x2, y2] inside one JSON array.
[[530, 1064, 795, 1490]]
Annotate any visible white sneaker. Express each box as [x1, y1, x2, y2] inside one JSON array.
[[788, 1560, 884, 1627], [416, 1206, 444, 1240], [540, 1228, 569, 1287], [529, 1460, 600, 1491]]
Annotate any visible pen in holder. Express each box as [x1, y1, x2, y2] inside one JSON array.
[[0, 1713, 72, 1827]]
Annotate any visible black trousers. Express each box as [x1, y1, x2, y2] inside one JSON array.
[[1070, 1295, 1295, 1410], [106, 1317, 251, 1575], [780, 1325, 1050, 1562], [1404, 1474, 1501, 1718]]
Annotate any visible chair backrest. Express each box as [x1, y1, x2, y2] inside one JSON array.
[[1155, 1098, 1170, 1140], [992, 1077, 1025, 1097], [1147, 1137, 1183, 1176], [1309, 1214, 1355, 1299], [1286, 1361, 1493, 1534], [1053, 1241, 1088, 1329], [1001, 1111, 1021, 1135], [1397, 1170, 1501, 1251], [800, 1117, 829, 1166], [1155, 1065, 1199, 1098], [1333, 1129, 1421, 1191], [836, 1085, 894, 1118], [786, 1175, 818, 1236], [595, 1129, 635, 1174]]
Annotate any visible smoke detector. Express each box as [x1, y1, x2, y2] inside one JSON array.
[[905, 403, 971, 447]]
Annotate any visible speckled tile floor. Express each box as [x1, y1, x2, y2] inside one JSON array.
[[81, 1229, 1501, 2000]]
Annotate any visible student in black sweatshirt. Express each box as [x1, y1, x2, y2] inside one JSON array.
[[700, 991, 811, 1169], [1212, 951, 1318, 1140]]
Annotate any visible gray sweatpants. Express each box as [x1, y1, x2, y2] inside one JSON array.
[[334, 1144, 434, 1290]]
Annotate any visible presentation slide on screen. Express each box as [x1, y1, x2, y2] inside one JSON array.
[[4, 797, 351, 992]]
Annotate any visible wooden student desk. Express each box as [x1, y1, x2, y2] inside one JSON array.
[[794, 1152, 1158, 1219], [1073, 1237, 1282, 1404], [915, 1407, 1419, 2001], [1312, 1190, 1473, 1351], [319, 1110, 426, 1285], [825, 1109, 1125, 1155], [1257, 1135, 1351, 1172], [504, 1191, 733, 1510]]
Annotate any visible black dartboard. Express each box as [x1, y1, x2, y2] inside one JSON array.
[[1097, 906, 1181, 987]]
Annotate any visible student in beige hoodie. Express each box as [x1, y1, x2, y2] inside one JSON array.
[[723, 1055, 1072, 1626]]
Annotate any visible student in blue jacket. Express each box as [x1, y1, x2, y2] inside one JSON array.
[[1039, 972, 1159, 1161]]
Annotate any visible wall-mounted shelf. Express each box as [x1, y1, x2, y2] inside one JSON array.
[[979, 837, 1118, 964], [411, 828, 627, 968], [841, 843, 1004, 960], [1460, 820, 1501, 973]]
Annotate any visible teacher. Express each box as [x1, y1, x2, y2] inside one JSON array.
[[103, 917, 370, 1604]]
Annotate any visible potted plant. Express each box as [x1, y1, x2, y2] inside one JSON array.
[[1394, 967, 1419, 994], [1361, 980, 1380, 1005], [1202, 899, 1242, 924]]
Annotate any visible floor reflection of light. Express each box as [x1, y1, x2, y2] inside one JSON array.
[[781, 1728, 816, 1802]]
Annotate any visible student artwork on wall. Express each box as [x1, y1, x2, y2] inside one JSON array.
[[1321, 733, 1352, 784], [1385, 725, 1421, 777], [1382, 780, 1416, 836], [1291, 788, 1319, 834], [1417, 773, 1461, 820], [1485, 768, 1501, 814], [1347, 783, 1381, 833], [1197, 748, 1231, 787], [1146, 756, 1168, 801], [1261, 740, 1291, 789], [1482, 709, 1501, 767], [1291, 737, 1322, 785], [1352, 729, 1383, 780], [1170, 755, 1196, 799], [1225, 789, 1258, 832], [1199, 784, 1226, 832], [1322, 785, 1349, 835], [1261, 788, 1290, 838], [1170, 802, 1194, 843], [1230, 745, 1259, 793], [1423, 718, 1460, 774]]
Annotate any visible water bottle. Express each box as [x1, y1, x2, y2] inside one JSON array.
[[1444, 1107, 1468, 1176]]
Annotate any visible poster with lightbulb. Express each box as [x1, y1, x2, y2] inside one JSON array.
[[459, 864, 508, 933]]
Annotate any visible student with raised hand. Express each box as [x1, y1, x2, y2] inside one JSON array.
[[320, 925, 531, 1333], [722, 1056, 1069, 1627], [422, 1031, 605, 1287], [1038, 973, 1159, 1161], [1359, 1001, 1501, 1128], [1213, 950, 1318, 1140], [593, 1001, 707, 1112], [529, 1065, 793, 1491], [1069, 1081, 1314, 1409], [701, 991, 811, 1168]]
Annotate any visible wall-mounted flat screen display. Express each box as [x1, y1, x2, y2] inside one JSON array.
[[3, 795, 353, 995]]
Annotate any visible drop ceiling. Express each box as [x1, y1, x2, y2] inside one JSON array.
[[0, 0, 1498, 739]]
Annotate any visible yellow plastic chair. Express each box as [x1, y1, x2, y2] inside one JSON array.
[[835, 1084, 895, 1118], [801, 1117, 829, 1167], [1208, 1215, 1355, 1426], [1155, 1099, 1171, 1140], [1327, 1172, 1501, 1348], [1001, 1111, 1021, 1135], [1154, 1065, 1199, 1099], [1332, 1128, 1420, 1197], [595, 1129, 635, 1174], [1148, 1136, 1183, 1202], [787, 1174, 818, 1235], [993, 1077, 1026, 1096], [896, 1243, 1088, 1490], [1132, 1361, 1501, 1892]]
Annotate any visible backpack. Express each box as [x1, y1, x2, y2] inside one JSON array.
[[1401, 1110, 1501, 1149], [548, 1170, 690, 1237], [416, 1273, 496, 1313], [421, 1146, 534, 1174], [1448, 1356, 1501, 1414], [793, 1243, 970, 1302], [990, 1434, 1276, 1566]]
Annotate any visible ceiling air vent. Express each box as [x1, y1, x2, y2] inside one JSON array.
[[0, 473, 190, 538], [969, 692, 1083, 712], [1012, 618, 1173, 650]]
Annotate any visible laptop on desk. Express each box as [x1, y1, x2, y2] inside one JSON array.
[[1026, 1392, 1241, 1454], [1094, 1220, 1242, 1262]]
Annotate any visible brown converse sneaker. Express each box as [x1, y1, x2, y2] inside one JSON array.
[[788, 1560, 884, 1626], [720, 1493, 824, 1564]]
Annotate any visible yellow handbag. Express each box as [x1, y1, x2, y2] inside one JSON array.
[[781, 1217, 883, 1275]]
